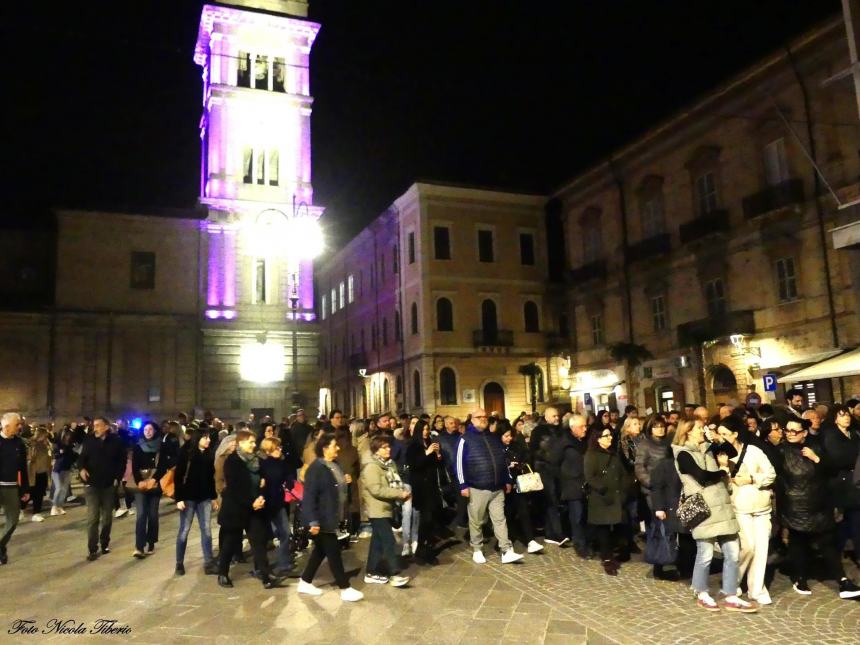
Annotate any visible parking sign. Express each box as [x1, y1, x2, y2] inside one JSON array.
[[763, 374, 777, 392]]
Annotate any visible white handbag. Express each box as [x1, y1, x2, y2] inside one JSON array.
[[515, 464, 544, 493]]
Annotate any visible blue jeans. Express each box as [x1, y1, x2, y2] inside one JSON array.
[[134, 492, 161, 551], [51, 471, 71, 509], [401, 484, 420, 550], [367, 517, 399, 576], [692, 535, 740, 596], [270, 507, 293, 571], [566, 499, 586, 549], [175, 500, 213, 564]]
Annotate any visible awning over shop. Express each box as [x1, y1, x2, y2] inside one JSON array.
[[758, 349, 844, 371], [777, 347, 860, 383]]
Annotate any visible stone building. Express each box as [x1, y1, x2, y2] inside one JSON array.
[[0, 0, 323, 423], [316, 182, 558, 419], [553, 17, 860, 414]]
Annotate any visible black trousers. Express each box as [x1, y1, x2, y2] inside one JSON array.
[[505, 492, 535, 545], [592, 524, 621, 560], [788, 528, 844, 582], [218, 514, 271, 578], [30, 473, 49, 514], [301, 532, 349, 589]]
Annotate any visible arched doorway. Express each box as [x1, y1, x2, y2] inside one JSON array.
[[483, 382, 505, 418], [711, 364, 738, 403]]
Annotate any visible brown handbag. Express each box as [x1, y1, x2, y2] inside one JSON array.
[[160, 467, 176, 499]]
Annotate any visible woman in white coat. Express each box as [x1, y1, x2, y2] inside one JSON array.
[[716, 416, 776, 605]]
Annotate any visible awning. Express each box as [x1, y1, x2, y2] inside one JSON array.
[[758, 349, 843, 371], [777, 347, 860, 383]]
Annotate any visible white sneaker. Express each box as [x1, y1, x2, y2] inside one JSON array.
[[31, 514, 45, 523], [411, 540, 418, 554], [752, 591, 772, 606], [19, 511, 25, 521], [358, 530, 372, 539], [472, 551, 487, 564], [363, 574, 389, 584], [501, 550, 524, 564], [340, 587, 364, 602], [297, 579, 323, 596], [389, 575, 410, 587], [50, 507, 61, 517], [114, 508, 128, 518], [527, 540, 544, 553], [401, 545, 412, 557], [128, 508, 136, 516], [66, 495, 77, 503], [58, 507, 66, 515]]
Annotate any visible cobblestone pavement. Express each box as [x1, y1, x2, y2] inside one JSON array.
[[1, 497, 858, 644]]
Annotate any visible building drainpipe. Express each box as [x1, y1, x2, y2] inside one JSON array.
[[785, 46, 844, 401]]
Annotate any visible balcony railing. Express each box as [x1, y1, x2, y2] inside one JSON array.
[[625, 233, 671, 263], [473, 329, 514, 347], [679, 209, 730, 245], [568, 259, 607, 283], [742, 178, 804, 219], [677, 309, 755, 346]]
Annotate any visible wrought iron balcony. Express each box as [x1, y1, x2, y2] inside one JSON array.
[[625, 233, 671, 263], [676, 309, 755, 346], [742, 178, 804, 219], [473, 329, 514, 347], [568, 259, 607, 283], [679, 209, 730, 245]]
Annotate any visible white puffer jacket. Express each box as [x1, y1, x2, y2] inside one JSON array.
[[729, 443, 776, 515]]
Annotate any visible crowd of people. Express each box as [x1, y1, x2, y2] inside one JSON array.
[[1, 389, 859, 612]]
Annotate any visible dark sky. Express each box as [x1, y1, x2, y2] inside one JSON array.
[[3, 0, 840, 242]]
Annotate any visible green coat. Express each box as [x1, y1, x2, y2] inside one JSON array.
[[584, 448, 625, 525], [360, 457, 404, 519]]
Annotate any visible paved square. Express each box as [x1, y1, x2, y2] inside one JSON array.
[[2, 496, 858, 644]]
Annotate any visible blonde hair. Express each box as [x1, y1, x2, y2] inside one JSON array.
[[673, 420, 695, 446], [619, 416, 641, 441], [260, 437, 282, 455]]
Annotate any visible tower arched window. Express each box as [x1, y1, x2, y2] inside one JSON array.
[[383, 378, 390, 411], [440, 367, 457, 405], [410, 302, 419, 335], [523, 301, 540, 332], [436, 297, 454, 331], [413, 369, 422, 407]]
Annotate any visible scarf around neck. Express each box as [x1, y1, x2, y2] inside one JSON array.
[[374, 455, 403, 490], [138, 435, 161, 454], [236, 447, 260, 473]]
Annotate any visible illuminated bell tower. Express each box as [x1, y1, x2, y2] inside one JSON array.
[[194, 1, 322, 417]]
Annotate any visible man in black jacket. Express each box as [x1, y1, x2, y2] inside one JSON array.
[[0, 412, 29, 565], [530, 407, 568, 547], [559, 414, 589, 557], [78, 417, 126, 560]]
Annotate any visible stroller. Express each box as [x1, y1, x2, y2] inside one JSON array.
[[285, 481, 309, 553]]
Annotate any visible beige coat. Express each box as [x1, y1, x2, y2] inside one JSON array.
[[729, 443, 775, 515], [28, 439, 52, 485], [360, 458, 404, 519], [674, 442, 739, 540]]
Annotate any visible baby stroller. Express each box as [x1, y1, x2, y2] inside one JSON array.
[[285, 481, 309, 553]]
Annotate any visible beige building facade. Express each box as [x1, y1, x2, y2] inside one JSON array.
[[317, 182, 562, 419], [554, 19, 860, 414]]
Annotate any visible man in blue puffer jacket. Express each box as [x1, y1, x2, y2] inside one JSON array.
[[456, 407, 523, 565]]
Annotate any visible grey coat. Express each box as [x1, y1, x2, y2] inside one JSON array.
[[673, 443, 738, 540], [635, 434, 670, 504]]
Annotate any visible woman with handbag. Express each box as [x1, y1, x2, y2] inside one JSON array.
[[131, 422, 168, 559], [174, 426, 218, 576], [650, 445, 695, 579], [672, 420, 756, 613], [584, 426, 626, 576], [259, 437, 298, 576], [715, 415, 776, 605], [500, 421, 544, 555]]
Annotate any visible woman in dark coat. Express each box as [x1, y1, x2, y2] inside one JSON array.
[[405, 419, 444, 565], [821, 404, 860, 564], [500, 420, 543, 554], [634, 415, 671, 511], [217, 429, 279, 589], [174, 426, 217, 575], [131, 422, 168, 558], [649, 445, 695, 580], [299, 433, 364, 601], [584, 426, 626, 575], [559, 415, 589, 557], [259, 437, 297, 575], [772, 418, 860, 599]]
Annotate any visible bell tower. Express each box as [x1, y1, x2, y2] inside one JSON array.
[[194, 1, 322, 417]]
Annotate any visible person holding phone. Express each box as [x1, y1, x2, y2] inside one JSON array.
[[406, 419, 446, 565]]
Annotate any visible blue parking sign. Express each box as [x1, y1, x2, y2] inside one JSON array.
[[763, 374, 777, 392]]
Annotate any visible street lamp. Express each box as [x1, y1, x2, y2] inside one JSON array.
[[245, 197, 323, 411]]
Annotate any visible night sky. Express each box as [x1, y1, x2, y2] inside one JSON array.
[[3, 0, 840, 243]]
